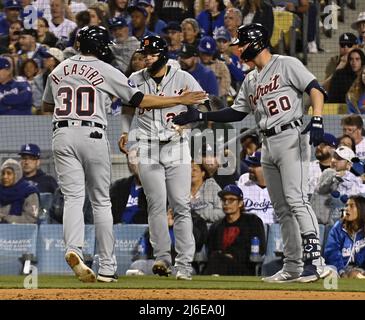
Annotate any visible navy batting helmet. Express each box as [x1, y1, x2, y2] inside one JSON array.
[[77, 26, 114, 63], [230, 23, 269, 62], [137, 35, 168, 74]]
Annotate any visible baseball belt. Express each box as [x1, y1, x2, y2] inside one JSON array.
[[53, 120, 106, 131], [261, 118, 303, 137]]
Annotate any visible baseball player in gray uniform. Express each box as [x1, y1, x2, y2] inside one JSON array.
[[119, 35, 205, 280], [173, 23, 333, 283], [42, 26, 206, 283]]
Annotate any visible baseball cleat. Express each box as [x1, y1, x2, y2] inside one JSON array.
[[296, 265, 333, 283], [176, 269, 192, 281], [262, 269, 300, 283], [97, 274, 118, 283], [65, 251, 96, 283], [152, 260, 172, 277]]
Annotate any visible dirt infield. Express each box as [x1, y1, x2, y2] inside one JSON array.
[[1, 289, 365, 300]]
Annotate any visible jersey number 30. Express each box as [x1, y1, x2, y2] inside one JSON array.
[[56, 86, 95, 116]]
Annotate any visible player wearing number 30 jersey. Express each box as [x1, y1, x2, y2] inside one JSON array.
[[42, 26, 206, 283]]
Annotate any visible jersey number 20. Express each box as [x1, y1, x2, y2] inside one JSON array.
[[56, 86, 95, 116], [267, 96, 291, 116]]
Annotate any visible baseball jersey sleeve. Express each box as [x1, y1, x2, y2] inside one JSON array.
[[230, 80, 251, 113], [284, 57, 316, 93], [42, 76, 55, 104], [100, 64, 143, 107]]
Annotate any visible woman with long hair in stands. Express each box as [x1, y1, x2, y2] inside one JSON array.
[[346, 65, 365, 114]]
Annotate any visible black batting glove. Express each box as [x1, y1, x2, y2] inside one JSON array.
[[301, 116, 324, 147], [172, 106, 205, 125]]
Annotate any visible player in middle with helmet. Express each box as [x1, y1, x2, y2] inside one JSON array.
[[173, 23, 334, 283], [119, 35, 207, 280]]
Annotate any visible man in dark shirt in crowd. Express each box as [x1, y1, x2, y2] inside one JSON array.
[[19, 143, 58, 194]]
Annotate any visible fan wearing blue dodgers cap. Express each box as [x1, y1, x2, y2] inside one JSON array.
[[214, 27, 245, 90], [18, 144, 58, 194], [237, 152, 275, 224], [0, 0, 21, 36], [0, 56, 32, 115], [108, 16, 140, 73], [198, 36, 231, 100], [203, 183, 266, 275], [308, 132, 338, 195]]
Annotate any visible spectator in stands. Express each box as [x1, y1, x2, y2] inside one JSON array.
[[0, 56, 32, 115], [0, 0, 22, 37], [125, 50, 146, 77], [18, 143, 58, 194], [155, 0, 194, 24], [137, 0, 167, 35], [18, 58, 41, 111], [324, 32, 358, 81], [108, 0, 129, 20], [181, 18, 201, 47], [194, 142, 239, 190], [351, 12, 365, 47], [37, 17, 59, 48], [163, 21, 183, 61], [67, 10, 90, 49], [311, 146, 363, 225], [346, 65, 365, 114], [109, 16, 140, 74], [239, 129, 261, 174], [341, 114, 365, 160], [88, 5, 108, 28], [203, 184, 266, 275], [238, 0, 274, 40], [327, 48, 365, 103], [223, 7, 241, 60], [17, 28, 47, 69], [196, 0, 226, 37], [214, 27, 245, 92], [49, 0, 77, 43], [178, 43, 219, 96], [308, 133, 337, 195], [0, 20, 22, 55], [110, 148, 148, 224], [337, 134, 356, 154], [324, 195, 365, 278], [0, 158, 39, 223], [190, 161, 223, 223], [237, 151, 275, 224], [127, 5, 155, 41], [68, 0, 87, 15], [198, 36, 231, 103]]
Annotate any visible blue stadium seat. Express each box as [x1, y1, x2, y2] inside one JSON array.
[[36, 224, 95, 274], [112, 224, 148, 276], [0, 224, 38, 275]]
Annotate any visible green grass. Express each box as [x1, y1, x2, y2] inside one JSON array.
[[1, 275, 364, 292]]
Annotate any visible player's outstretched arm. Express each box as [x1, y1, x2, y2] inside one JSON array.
[[173, 106, 248, 126], [139, 90, 207, 109]]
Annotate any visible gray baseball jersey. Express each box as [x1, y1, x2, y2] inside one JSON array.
[[43, 54, 142, 277], [43, 54, 141, 125], [231, 55, 323, 275], [130, 66, 201, 274], [231, 55, 315, 129], [129, 66, 203, 141]]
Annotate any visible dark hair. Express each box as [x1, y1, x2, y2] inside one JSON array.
[[192, 160, 210, 181], [337, 134, 356, 153], [341, 114, 364, 129], [38, 17, 49, 28], [346, 48, 365, 70], [343, 195, 365, 234], [88, 5, 108, 29], [76, 10, 91, 28], [19, 58, 39, 78]]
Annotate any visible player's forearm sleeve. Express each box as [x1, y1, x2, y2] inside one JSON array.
[[204, 107, 248, 123], [128, 91, 144, 108]]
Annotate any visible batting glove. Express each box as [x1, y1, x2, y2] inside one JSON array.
[[301, 116, 324, 147], [172, 106, 205, 125]]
